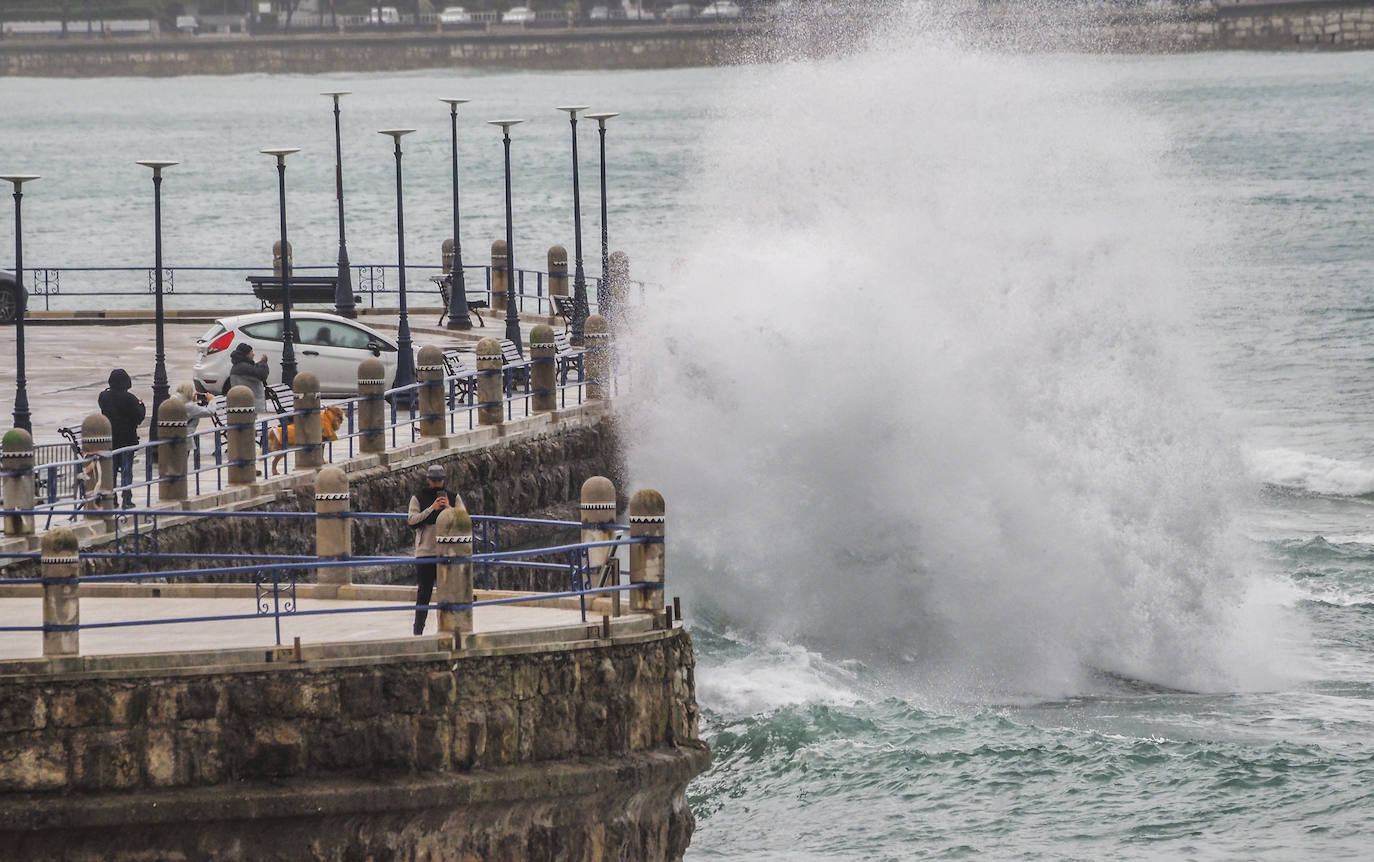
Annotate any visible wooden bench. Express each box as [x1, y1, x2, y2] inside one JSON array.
[[432, 274, 490, 327], [499, 338, 531, 394], [439, 348, 477, 402], [553, 332, 585, 384], [551, 294, 577, 331], [247, 275, 358, 311]]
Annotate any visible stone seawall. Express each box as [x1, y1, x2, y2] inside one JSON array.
[[0, 25, 758, 77], [0, 628, 708, 860], [2, 2, 1372, 78]]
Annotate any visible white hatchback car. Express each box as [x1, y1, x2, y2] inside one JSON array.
[[438, 6, 471, 24], [502, 6, 536, 23], [192, 311, 401, 397], [699, 1, 740, 18]]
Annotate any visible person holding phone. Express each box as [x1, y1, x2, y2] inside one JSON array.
[[407, 464, 459, 635]]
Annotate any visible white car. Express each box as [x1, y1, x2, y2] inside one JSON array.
[[368, 6, 401, 24], [502, 6, 536, 23], [438, 6, 471, 24], [192, 311, 401, 397], [699, 1, 740, 18]]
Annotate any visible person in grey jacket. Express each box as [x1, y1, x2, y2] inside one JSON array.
[[227, 342, 270, 412], [406, 464, 460, 635]]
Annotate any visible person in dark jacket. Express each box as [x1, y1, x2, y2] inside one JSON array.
[[227, 342, 270, 412], [98, 368, 145, 508]]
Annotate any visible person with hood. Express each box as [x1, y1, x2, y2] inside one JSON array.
[[406, 464, 459, 635], [227, 342, 270, 412], [98, 368, 145, 508]]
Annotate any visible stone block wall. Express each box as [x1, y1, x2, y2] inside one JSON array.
[[0, 629, 707, 860]]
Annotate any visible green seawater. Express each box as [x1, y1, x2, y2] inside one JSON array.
[[5, 24, 1374, 860]]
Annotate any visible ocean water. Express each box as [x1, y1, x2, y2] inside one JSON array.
[[6, 12, 1374, 861]]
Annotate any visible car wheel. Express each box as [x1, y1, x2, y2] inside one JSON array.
[[0, 282, 19, 324]]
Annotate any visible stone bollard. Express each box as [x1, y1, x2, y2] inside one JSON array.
[[155, 396, 188, 503], [585, 314, 610, 400], [608, 250, 630, 322], [547, 245, 568, 321], [358, 358, 387, 455], [581, 476, 617, 586], [628, 488, 665, 615], [416, 345, 447, 440], [225, 386, 258, 487], [491, 239, 508, 312], [475, 337, 505, 427], [314, 466, 352, 589], [293, 371, 323, 472], [80, 413, 114, 519], [436, 504, 474, 641], [41, 527, 80, 657], [530, 324, 557, 413], [2, 429, 35, 537], [441, 238, 454, 274], [273, 239, 292, 276]]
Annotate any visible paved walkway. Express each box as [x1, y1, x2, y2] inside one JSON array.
[[0, 595, 591, 660]]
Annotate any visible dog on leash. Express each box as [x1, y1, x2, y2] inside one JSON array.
[[267, 405, 345, 475]]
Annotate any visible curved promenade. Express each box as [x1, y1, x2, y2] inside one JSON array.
[[0, 308, 709, 860]]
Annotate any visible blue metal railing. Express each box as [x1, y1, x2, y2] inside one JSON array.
[[0, 506, 661, 648], [5, 351, 591, 520], [17, 262, 642, 319]]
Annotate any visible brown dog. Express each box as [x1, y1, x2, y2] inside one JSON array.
[[267, 405, 345, 475]]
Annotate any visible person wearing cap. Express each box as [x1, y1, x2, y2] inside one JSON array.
[[407, 464, 459, 635], [227, 342, 270, 412]]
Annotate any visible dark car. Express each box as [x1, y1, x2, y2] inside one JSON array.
[[0, 270, 24, 325]]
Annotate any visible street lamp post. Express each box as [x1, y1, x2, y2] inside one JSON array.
[[585, 112, 619, 322], [1, 174, 39, 433], [379, 128, 417, 389], [135, 160, 178, 444], [440, 98, 472, 330], [488, 119, 526, 355], [556, 105, 590, 345], [260, 147, 301, 388], [322, 91, 356, 319]]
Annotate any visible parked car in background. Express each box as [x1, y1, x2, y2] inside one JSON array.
[[698, 1, 740, 18], [589, 5, 610, 20], [175, 15, 199, 33], [0, 270, 24, 325], [192, 311, 401, 397], [438, 6, 471, 24], [665, 3, 695, 18], [501, 6, 537, 23], [367, 6, 401, 24]]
